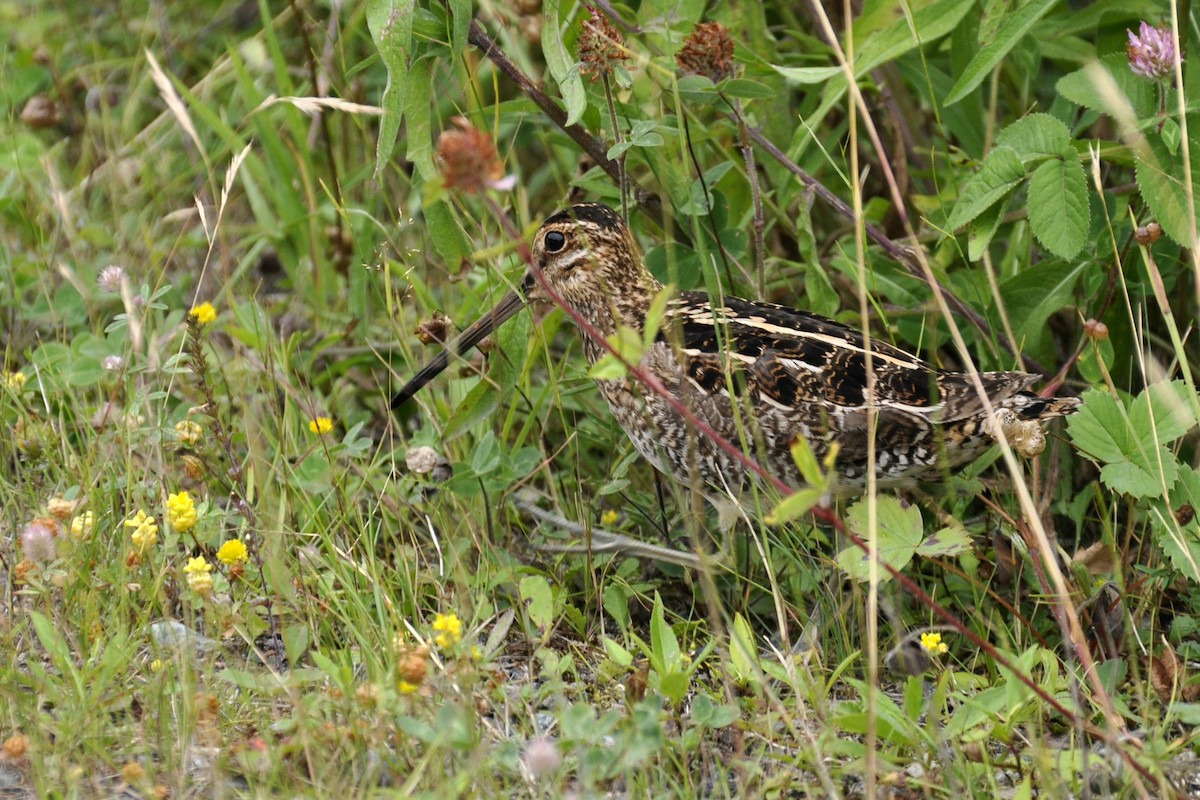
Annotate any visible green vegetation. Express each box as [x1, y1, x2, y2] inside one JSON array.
[[2, 1, 1198, 797]]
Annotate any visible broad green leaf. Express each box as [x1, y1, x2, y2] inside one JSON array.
[[470, 429, 501, 475], [967, 193, 1010, 261], [729, 613, 760, 686], [720, 79, 777, 100], [519, 575, 555, 631], [1130, 380, 1198, 446], [366, 0, 416, 176], [1101, 448, 1178, 499], [444, 378, 499, 440], [403, 58, 435, 177], [447, 0, 470, 62], [601, 634, 634, 667], [1056, 54, 1157, 120], [838, 496, 924, 582], [642, 284, 675, 347], [1027, 156, 1089, 258], [766, 488, 825, 525], [422, 200, 470, 267], [772, 64, 843, 84], [1067, 388, 1129, 463], [853, 0, 977, 78], [994, 258, 1087, 350], [1135, 124, 1200, 248], [543, 4, 587, 127], [944, 0, 1057, 105], [649, 593, 681, 670], [994, 113, 1072, 160], [916, 526, 973, 558], [947, 146, 1025, 230]]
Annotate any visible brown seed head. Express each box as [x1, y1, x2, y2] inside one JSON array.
[[578, 7, 628, 80], [676, 22, 735, 82], [415, 312, 451, 345], [436, 117, 504, 195], [1083, 319, 1109, 341], [1135, 221, 1162, 245]]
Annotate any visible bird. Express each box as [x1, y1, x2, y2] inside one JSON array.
[[392, 202, 1079, 521]]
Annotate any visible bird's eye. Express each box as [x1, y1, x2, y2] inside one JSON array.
[[545, 231, 567, 253]]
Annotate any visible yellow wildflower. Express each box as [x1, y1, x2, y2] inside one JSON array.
[[167, 491, 198, 533], [600, 510, 618, 526], [184, 556, 214, 597], [309, 416, 334, 436], [920, 632, 948, 655], [189, 302, 217, 325], [3, 371, 27, 390], [432, 612, 463, 649], [174, 420, 203, 446], [216, 539, 249, 565], [70, 511, 94, 538], [398, 680, 420, 694], [125, 510, 158, 553], [150, 658, 165, 673]]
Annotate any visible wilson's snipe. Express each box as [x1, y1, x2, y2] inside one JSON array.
[[393, 203, 1078, 511]]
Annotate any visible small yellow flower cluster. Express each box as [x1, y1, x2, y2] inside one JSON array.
[[217, 539, 248, 565], [70, 511, 94, 538], [184, 556, 214, 597], [309, 416, 334, 436], [189, 302, 217, 325], [174, 420, 203, 447], [920, 632, 949, 655], [600, 510, 619, 526], [125, 511, 158, 553], [432, 612, 463, 650], [167, 491, 198, 533], [3, 371, 27, 391]]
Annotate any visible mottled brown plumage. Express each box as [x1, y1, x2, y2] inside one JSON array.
[[393, 202, 1079, 508]]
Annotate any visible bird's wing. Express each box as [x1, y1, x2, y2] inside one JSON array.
[[664, 292, 1037, 422]]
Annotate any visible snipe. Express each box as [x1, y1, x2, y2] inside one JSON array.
[[393, 203, 1078, 514]]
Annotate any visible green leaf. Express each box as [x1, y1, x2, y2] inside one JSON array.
[[947, 146, 1025, 230], [729, 613, 760, 687], [1135, 124, 1200, 248], [649, 593, 681, 671], [642, 284, 675, 347], [1130, 380, 1198, 446], [994, 258, 1087, 351], [366, 0, 416, 176], [967, 193, 1010, 261], [1067, 388, 1129, 463], [944, 0, 1057, 105], [720, 78, 777, 100], [520, 575, 555, 631], [916, 526, 973, 558], [1056, 54, 1157, 120], [470, 430, 501, 475], [993, 113, 1072, 160], [1068, 383, 1197, 499], [601, 634, 634, 667], [765, 488, 824, 525], [1026, 156, 1089, 259], [837, 496, 924, 582], [1101, 451, 1177, 498], [422, 200, 470, 269], [447, 0, 469, 62], [853, 0, 977, 78], [543, 4, 587, 127], [443, 379, 499, 441], [402, 58, 435, 177], [772, 64, 843, 84]]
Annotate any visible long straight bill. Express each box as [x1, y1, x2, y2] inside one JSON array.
[[390, 286, 528, 409]]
